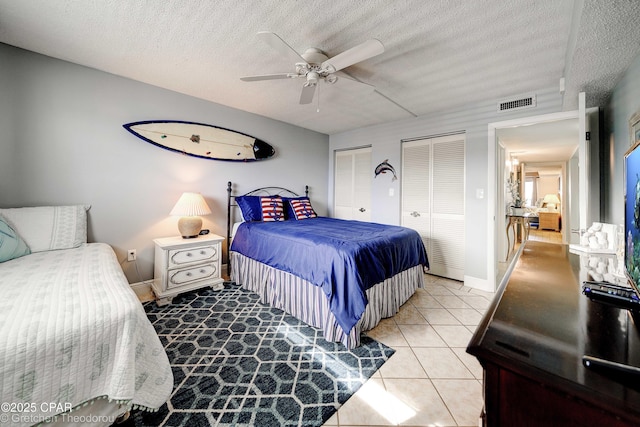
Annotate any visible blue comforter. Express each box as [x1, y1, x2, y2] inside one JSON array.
[[231, 217, 428, 335]]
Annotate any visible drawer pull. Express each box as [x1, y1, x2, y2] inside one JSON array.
[[186, 272, 192, 277], [186, 252, 193, 257], [200, 269, 206, 273], [200, 250, 206, 255]]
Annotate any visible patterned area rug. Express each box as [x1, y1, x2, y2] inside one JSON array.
[[122, 283, 395, 426]]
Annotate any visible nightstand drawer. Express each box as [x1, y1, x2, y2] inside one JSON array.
[[168, 245, 218, 267], [168, 264, 218, 288]]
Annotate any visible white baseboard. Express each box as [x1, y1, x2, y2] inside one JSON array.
[[463, 275, 495, 293], [130, 280, 155, 302]]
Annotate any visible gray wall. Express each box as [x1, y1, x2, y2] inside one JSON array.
[[604, 53, 640, 225], [329, 88, 564, 286], [0, 45, 18, 203], [0, 43, 329, 283]]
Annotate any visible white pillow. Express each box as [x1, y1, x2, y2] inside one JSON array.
[[0, 205, 90, 253]]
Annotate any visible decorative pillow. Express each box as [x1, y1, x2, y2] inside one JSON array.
[[282, 196, 306, 220], [260, 197, 285, 222], [0, 217, 31, 262], [289, 198, 317, 220], [0, 205, 90, 253], [235, 196, 262, 222]]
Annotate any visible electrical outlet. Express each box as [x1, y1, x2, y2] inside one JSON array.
[[127, 249, 136, 262]]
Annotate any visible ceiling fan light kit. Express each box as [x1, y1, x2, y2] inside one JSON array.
[[240, 32, 384, 108]]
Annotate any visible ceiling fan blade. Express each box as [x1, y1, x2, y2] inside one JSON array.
[[258, 31, 308, 65], [299, 84, 316, 104], [321, 39, 384, 72], [336, 74, 376, 92], [240, 73, 297, 82]]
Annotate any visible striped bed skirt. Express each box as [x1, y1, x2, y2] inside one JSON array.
[[230, 251, 425, 349]]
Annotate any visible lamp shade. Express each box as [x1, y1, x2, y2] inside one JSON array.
[[543, 194, 561, 205], [170, 192, 211, 238], [543, 193, 561, 211], [170, 192, 212, 217]]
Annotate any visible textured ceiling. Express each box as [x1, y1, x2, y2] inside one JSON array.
[[0, 0, 639, 135], [498, 119, 579, 164]]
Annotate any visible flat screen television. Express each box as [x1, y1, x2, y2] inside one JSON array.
[[624, 139, 640, 295]]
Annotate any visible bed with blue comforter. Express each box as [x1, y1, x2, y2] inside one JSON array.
[[230, 215, 428, 348]]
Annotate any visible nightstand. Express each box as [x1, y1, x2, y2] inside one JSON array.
[[152, 233, 224, 306], [539, 212, 561, 231]]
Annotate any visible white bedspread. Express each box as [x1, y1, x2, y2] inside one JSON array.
[[0, 243, 173, 426]]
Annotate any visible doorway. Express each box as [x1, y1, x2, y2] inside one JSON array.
[[487, 111, 582, 289]]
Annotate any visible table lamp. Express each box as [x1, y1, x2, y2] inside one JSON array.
[[543, 193, 561, 211], [170, 192, 212, 238]]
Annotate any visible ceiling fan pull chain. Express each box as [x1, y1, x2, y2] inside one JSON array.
[[317, 83, 320, 113]]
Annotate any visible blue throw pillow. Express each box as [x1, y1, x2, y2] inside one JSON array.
[[235, 195, 263, 221], [0, 217, 31, 262]]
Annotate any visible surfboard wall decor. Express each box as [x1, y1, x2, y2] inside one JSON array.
[[123, 120, 275, 162]]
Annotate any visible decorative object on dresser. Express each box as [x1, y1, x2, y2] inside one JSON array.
[[170, 192, 212, 238], [153, 233, 224, 305], [569, 222, 619, 254], [123, 120, 275, 161]]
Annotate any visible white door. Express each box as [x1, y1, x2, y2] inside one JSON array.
[[402, 134, 465, 280], [578, 92, 590, 230], [401, 141, 431, 252], [334, 147, 371, 221]]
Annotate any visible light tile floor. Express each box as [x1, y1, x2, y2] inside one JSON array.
[[322, 275, 494, 427]]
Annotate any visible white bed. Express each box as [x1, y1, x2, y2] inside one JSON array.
[[0, 206, 172, 426]]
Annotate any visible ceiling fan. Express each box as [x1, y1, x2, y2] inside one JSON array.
[[240, 32, 384, 105]]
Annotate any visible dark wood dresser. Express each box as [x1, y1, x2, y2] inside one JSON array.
[[467, 241, 640, 426]]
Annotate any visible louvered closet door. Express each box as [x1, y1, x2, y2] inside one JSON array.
[[401, 142, 431, 254], [402, 134, 465, 281], [334, 147, 371, 221]]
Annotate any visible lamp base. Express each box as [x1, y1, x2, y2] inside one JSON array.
[[177, 216, 202, 239]]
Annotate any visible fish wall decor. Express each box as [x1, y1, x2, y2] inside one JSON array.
[[374, 159, 398, 181]]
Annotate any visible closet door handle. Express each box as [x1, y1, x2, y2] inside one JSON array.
[[411, 211, 421, 217], [359, 208, 366, 212]]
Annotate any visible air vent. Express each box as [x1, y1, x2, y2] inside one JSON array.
[[497, 94, 536, 113]]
